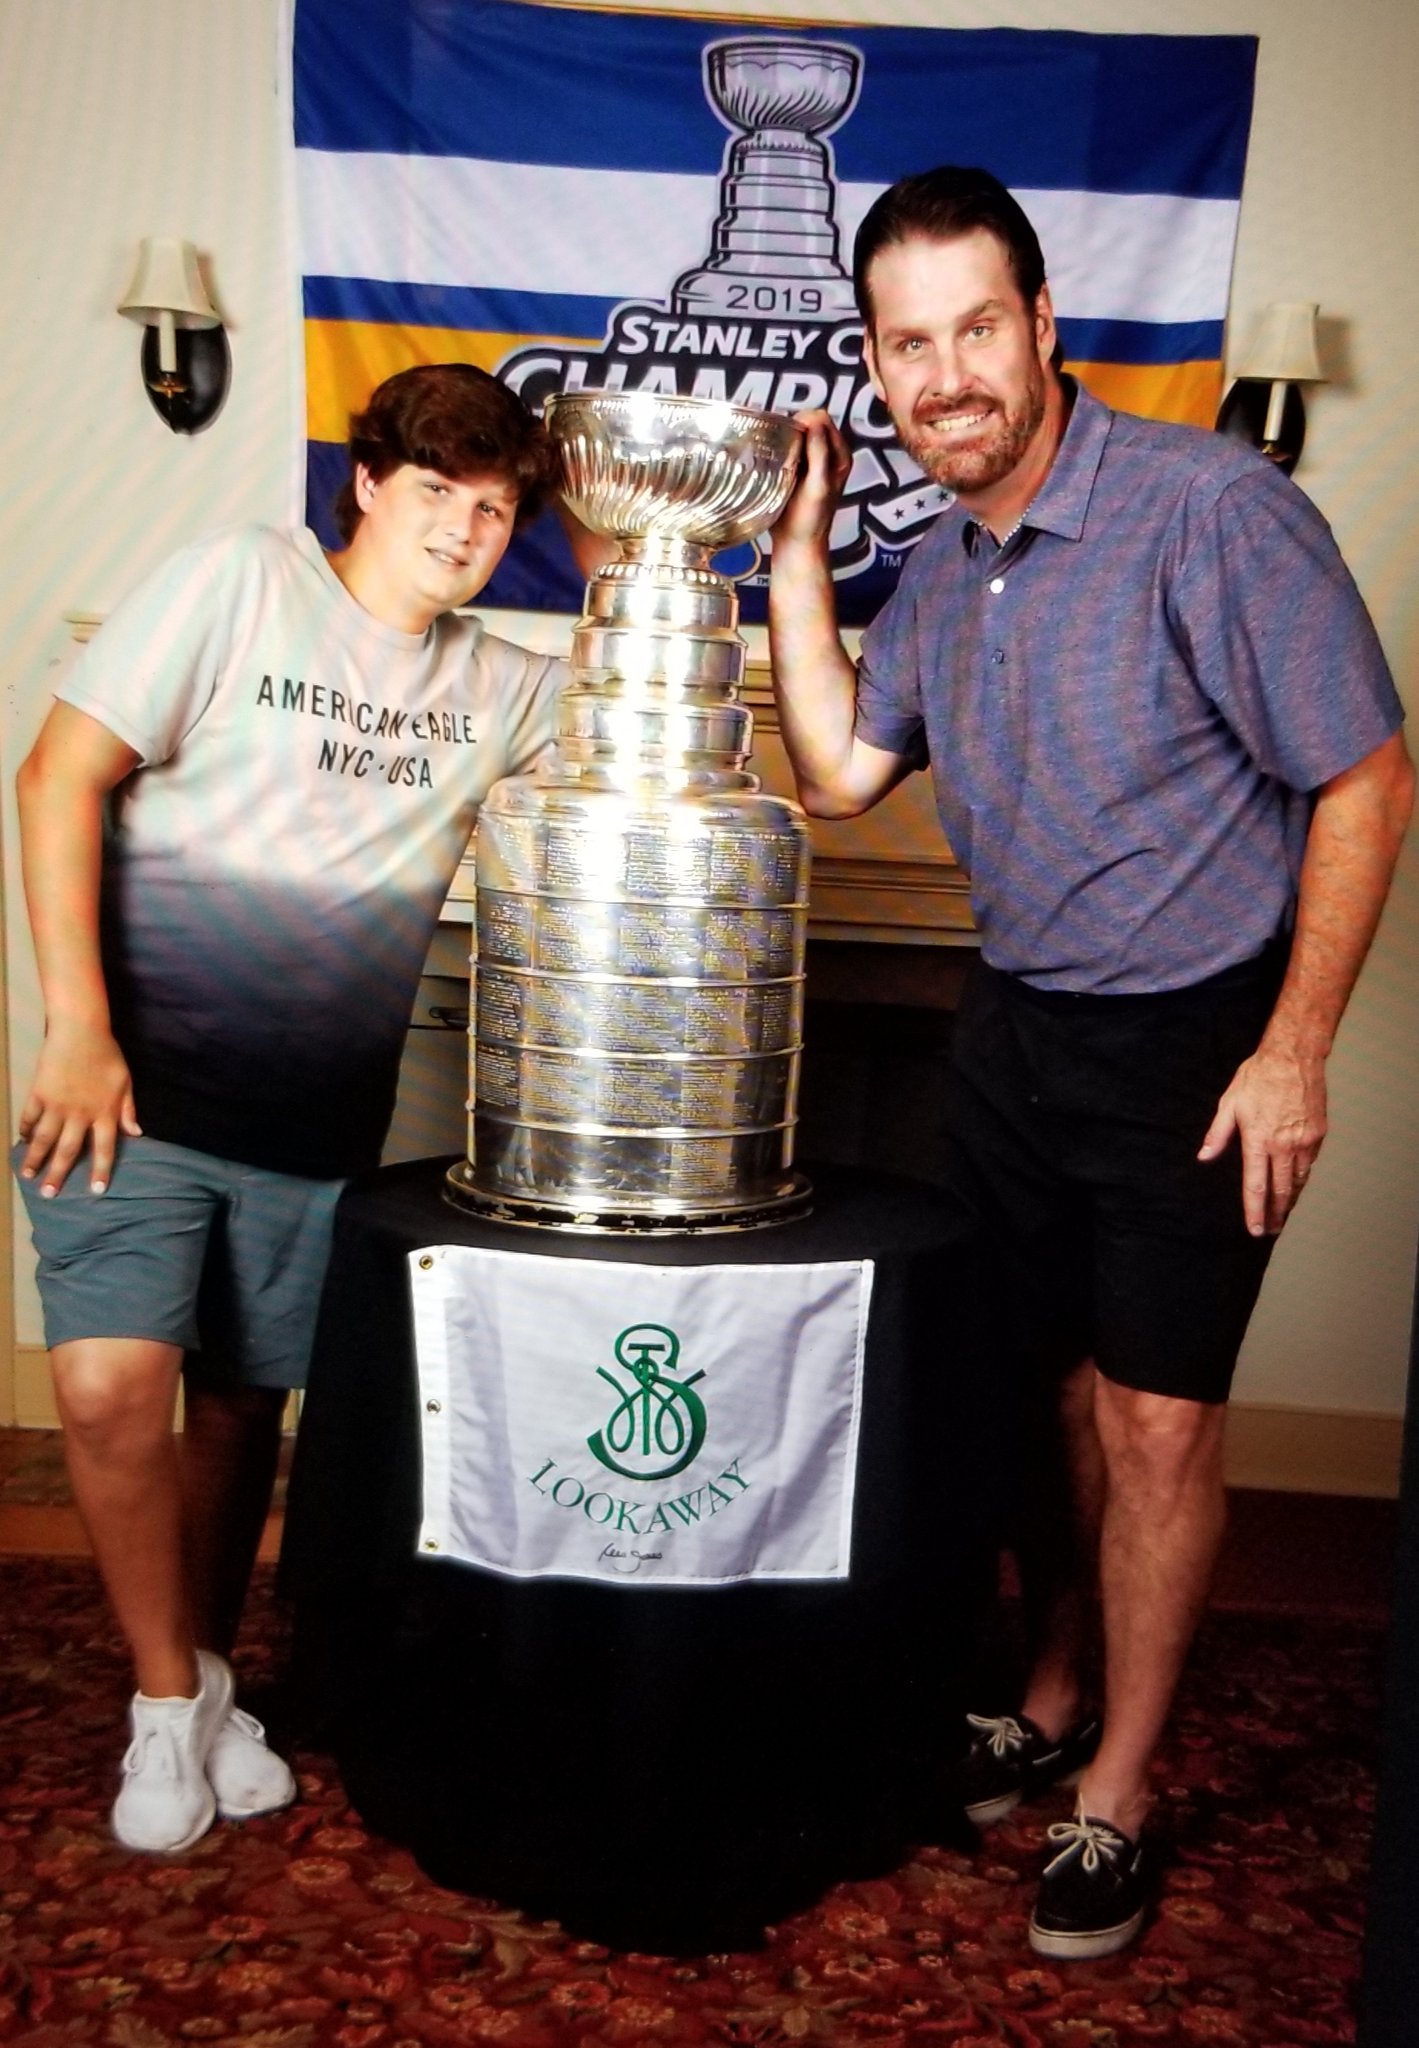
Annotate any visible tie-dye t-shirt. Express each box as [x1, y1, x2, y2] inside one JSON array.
[[56, 525, 566, 1177]]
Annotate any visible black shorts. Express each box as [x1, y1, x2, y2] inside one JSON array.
[[944, 946, 1287, 1406]]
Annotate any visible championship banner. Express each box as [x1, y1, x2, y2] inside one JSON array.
[[292, 1, 1256, 622], [409, 1245, 872, 1585]]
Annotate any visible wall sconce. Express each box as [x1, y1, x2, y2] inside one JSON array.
[[1215, 301, 1326, 476], [117, 237, 230, 433]]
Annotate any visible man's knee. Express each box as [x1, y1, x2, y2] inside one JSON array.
[[1093, 1376, 1226, 1493]]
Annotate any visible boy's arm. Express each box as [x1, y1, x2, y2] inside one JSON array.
[[15, 702, 145, 1195]]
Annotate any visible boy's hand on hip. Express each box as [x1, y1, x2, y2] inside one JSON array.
[[17, 1022, 141, 1196]]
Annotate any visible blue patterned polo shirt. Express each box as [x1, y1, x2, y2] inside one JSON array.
[[855, 381, 1403, 994]]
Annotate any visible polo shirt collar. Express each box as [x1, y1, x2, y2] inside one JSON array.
[[958, 376, 1112, 553], [1019, 377, 1112, 541]]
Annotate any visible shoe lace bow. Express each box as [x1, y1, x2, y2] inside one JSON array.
[[1043, 1813, 1127, 1878], [121, 1720, 184, 1784], [966, 1712, 1027, 1759]]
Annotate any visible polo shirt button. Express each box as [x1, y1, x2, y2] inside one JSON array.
[[988, 576, 1006, 594], [992, 650, 1005, 663]]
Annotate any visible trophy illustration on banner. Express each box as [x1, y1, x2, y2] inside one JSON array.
[[446, 390, 814, 1235], [673, 37, 861, 323]]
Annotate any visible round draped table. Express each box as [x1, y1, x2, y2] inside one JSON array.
[[281, 1158, 1001, 1952]]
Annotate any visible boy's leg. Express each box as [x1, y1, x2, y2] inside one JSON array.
[[185, 1160, 343, 1658], [180, 1379, 288, 1658], [17, 1138, 218, 1700], [169, 1160, 341, 1819], [50, 1335, 196, 1700], [15, 1137, 317, 1840], [50, 1330, 235, 1853], [178, 1376, 298, 1822]]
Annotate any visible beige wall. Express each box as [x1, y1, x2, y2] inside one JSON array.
[[3, 0, 1416, 1432]]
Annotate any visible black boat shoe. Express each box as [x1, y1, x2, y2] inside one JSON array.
[[960, 1710, 1103, 1828], [1028, 1806, 1151, 1960]]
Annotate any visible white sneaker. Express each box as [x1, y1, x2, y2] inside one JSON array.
[[208, 1706, 297, 1820], [111, 1650, 235, 1854]]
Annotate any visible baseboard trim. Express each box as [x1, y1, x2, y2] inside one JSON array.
[[1225, 1401, 1402, 1498], [5, 1345, 1404, 1496]]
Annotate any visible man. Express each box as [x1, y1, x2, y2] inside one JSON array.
[[13, 364, 601, 1856], [768, 167, 1411, 1959]]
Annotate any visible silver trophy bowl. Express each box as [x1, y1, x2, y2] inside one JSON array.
[[446, 390, 814, 1234], [549, 390, 803, 553]]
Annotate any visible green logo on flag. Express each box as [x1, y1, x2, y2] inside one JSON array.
[[587, 1323, 707, 1483]]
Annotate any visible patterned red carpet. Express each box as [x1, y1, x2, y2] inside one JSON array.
[[0, 1557, 1373, 2045]]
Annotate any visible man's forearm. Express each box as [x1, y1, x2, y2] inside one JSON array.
[[767, 535, 864, 814], [1260, 730, 1414, 1061]]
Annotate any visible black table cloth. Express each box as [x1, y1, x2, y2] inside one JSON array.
[[281, 1158, 1001, 1952]]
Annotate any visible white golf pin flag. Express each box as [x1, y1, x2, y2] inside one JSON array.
[[410, 1246, 873, 1586]]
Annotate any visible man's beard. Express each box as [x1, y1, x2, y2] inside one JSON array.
[[899, 361, 1047, 495]]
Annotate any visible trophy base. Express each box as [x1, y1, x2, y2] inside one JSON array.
[[443, 1160, 813, 1237]]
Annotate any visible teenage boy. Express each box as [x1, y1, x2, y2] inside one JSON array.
[[14, 364, 597, 1854]]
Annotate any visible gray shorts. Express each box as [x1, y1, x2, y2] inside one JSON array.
[[13, 1135, 345, 1390]]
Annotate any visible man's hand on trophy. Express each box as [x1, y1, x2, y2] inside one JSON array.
[[774, 409, 851, 555]]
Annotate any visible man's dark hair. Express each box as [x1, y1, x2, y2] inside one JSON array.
[[853, 165, 1065, 370], [333, 363, 558, 542]]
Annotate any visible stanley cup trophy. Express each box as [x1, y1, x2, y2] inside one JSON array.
[[445, 391, 814, 1233], [673, 38, 861, 322]]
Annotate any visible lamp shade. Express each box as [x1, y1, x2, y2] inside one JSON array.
[[117, 237, 219, 330], [1233, 301, 1325, 384]]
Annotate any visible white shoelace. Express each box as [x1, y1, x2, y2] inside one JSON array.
[[121, 1719, 185, 1782], [217, 1706, 269, 1746], [966, 1711, 1028, 1759], [1042, 1813, 1127, 1878]]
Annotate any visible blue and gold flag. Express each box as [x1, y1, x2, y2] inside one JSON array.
[[293, 1, 1256, 622]]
